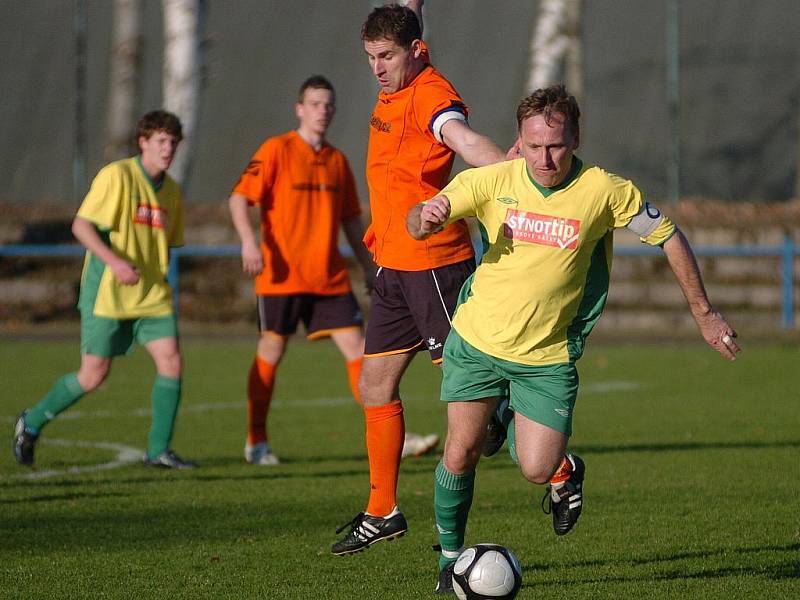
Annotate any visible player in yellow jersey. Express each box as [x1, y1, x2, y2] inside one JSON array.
[[407, 85, 742, 592], [13, 110, 195, 469]]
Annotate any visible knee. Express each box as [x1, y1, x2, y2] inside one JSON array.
[[444, 440, 481, 475], [77, 363, 110, 392], [158, 352, 182, 378], [359, 374, 392, 407], [518, 459, 557, 485]]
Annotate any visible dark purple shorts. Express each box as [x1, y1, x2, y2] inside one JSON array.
[[364, 258, 475, 363], [257, 293, 363, 339]]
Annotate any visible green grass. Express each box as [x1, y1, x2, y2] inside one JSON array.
[[1, 336, 798, 598]]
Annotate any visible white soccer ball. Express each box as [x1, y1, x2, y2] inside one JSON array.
[[452, 544, 522, 600]]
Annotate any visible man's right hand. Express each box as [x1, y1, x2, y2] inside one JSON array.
[[419, 195, 451, 235], [241, 240, 264, 276], [110, 259, 140, 285]]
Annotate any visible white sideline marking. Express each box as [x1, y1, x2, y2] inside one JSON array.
[[11, 438, 142, 480], [2, 382, 642, 425]]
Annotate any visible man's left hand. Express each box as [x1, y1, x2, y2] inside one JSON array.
[[697, 309, 741, 360]]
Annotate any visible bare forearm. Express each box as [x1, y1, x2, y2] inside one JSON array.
[[662, 229, 712, 319], [228, 194, 259, 247], [71, 217, 121, 266], [441, 121, 505, 167], [405, 0, 424, 33]]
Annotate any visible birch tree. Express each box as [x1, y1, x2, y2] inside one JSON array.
[[105, 0, 141, 161], [162, 0, 203, 186], [526, 0, 583, 101]]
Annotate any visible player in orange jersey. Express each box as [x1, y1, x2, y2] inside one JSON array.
[[331, 2, 511, 556], [228, 76, 376, 465]]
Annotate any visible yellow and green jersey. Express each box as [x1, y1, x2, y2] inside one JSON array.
[[440, 157, 674, 366], [77, 156, 184, 319]]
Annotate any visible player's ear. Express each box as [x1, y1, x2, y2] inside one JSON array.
[[410, 39, 423, 59], [137, 135, 146, 153], [294, 102, 303, 120]]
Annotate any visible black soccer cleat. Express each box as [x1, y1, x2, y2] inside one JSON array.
[[435, 559, 456, 595], [482, 414, 507, 457], [13, 410, 37, 467], [331, 507, 408, 555], [143, 450, 196, 469], [542, 453, 585, 535]]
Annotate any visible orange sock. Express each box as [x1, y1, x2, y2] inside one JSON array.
[[247, 355, 277, 445], [364, 400, 405, 517], [345, 357, 363, 405], [550, 455, 573, 483]]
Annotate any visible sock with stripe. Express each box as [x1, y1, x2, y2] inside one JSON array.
[[345, 357, 363, 405], [247, 355, 277, 445], [25, 372, 86, 433], [147, 375, 181, 457], [364, 400, 405, 517], [434, 460, 475, 570], [550, 454, 574, 484]]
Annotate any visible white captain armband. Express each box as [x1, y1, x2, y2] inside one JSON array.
[[626, 201, 664, 237], [430, 108, 467, 143]]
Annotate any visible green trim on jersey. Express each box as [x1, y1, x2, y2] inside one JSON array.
[[526, 157, 583, 197], [77, 228, 112, 312], [566, 231, 613, 361], [135, 155, 163, 192]]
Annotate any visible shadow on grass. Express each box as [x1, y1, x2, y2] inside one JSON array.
[[0, 491, 129, 505], [521, 542, 800, 586]]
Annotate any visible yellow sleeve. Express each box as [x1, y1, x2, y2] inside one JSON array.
[[640, 214, 676, 246], [606, 172, 645, 229], [76, 164, 124, 230], [439, 167, 489, 224]]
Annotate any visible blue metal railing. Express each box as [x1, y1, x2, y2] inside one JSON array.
[[1, 236, 796, 328]]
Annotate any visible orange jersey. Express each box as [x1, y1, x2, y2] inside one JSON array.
[[233, 130, 361, 295], [365, 62, 475, 271]]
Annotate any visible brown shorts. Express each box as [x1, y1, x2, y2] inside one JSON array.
[[364, 258, 475, 363], [257, 293, 363, 340]]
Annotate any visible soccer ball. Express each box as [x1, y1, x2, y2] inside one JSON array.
[[452, 544, 522, 600]]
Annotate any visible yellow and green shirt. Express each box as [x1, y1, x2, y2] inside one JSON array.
[[440, 157, 674, 366], [77, 156, 184, 319]]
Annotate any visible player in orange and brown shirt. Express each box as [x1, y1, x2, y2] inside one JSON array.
[[229, 76, 375, 466], [331, 2, 512, 557]]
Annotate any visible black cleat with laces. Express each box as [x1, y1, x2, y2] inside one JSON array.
[[331, 507, 407, 555], [143, 450, 196, 469], [435, 559, 456, 595], [13, 410, 37, 467], [541, 454, 585, 535]]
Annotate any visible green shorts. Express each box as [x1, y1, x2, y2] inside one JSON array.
[[441, 328, 579, 436], [80, 312, 178, 358]]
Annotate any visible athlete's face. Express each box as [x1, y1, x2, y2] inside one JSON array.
[[138, 131, 180, 178], [295, 87, 336, 136], [519, 113, 579, 188], [364, 37, 424, 94]]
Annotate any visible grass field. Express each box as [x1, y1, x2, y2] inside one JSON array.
[[1, 335, 798, 599]]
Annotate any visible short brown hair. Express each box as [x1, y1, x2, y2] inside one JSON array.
[[516, 85, 580, 137], [361, 4, 421, 49], [298, 75, 335, 103], [136, 110, 183, 141]]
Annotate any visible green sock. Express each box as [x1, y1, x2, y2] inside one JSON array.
[[26, 373, 86, 433], [434, 460, 475, 570], [147, 375, 181, 458]]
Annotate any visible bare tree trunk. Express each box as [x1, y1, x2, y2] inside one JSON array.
[[105, 0, 140, 162], [162, 0, 202, 186], [526, 0, 583, 102]]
